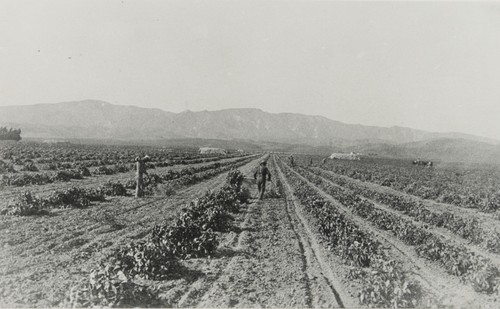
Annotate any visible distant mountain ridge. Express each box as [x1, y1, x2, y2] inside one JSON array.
[[0, 100, 496, 146]]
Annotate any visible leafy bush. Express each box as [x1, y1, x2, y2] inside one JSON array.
[[199, 185, 240, 214], [53, 170, 83, 181], [99, 182, 128, 196], [0, 159, 16, 174], [356, 259, 423, 308], [20, 163, 38, 172], [151, 219, 219, 259], [113, 241, 178, 279], [78, 166, 91, 177], [45, 187, 101, 208], [3, 187, 106, 216], [226, 169, 245, 191], [1, 191, 46, 216], [124, 179, 136, 189], [67, 266, 160, 308], [44, 163, 58, 170], [238, 186, 252, 203], [0, 173, 52, 186], [57, 162, 73, 169], [94, 166, 114, 175], [113, 164, 130, 173], [226, 169, 251, 203]]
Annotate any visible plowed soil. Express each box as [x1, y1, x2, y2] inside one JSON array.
[[1, 154, 498, 308]]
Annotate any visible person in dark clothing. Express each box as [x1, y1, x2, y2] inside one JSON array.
[[135, 155, 150, 198], [289, 155, 295, 167], [254, 160, 272, 200]]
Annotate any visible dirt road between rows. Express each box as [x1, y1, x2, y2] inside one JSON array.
[[108, 156, 357, 308]]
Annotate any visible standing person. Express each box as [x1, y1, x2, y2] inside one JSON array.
[[135, 155, 150, 198], [289, 155, 295, 167], [321, 158, 326, 165], [254, 160, 272, 200]]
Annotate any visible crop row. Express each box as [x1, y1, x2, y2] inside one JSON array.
[[1, 141, 247, 175], [0, 155, 254, 188], [275, 159, 425, 308], [0, 164, 138, 187], [1, 167, 93, 187], [0, 182, 128, 216], [315, 158, 500, 213], [67, 169, 251, 307], [33, 153, 244, 172], [1, 156, 257, 216], [291, 165, 500, 295], [137, 156, 257, 194], [308, 167, 500, 254], [1, 142, 228, 165]]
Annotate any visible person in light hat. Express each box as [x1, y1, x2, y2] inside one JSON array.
[[254, 160, 272, 200], [135, 155, 150, 198]]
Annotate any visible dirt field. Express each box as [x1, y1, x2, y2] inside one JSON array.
[[0, 156, 259, 307], [1, 154, 499, 308]]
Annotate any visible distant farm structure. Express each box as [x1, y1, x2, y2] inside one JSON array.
[[199, 147, 227, 155], [329, 152, 361, 161]]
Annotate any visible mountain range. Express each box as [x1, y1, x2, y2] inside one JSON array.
[[0, 100, 496, 144], [0, 100, 498, 163]]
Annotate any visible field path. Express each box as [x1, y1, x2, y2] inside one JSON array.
[[0, 156, 261, 307], [144, 155, 356, 308], [274, 156, 356, 308]]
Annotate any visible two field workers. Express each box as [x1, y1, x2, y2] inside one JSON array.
[[135, 156, 273, 201]]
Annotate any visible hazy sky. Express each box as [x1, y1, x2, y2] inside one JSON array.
[[1, 1, 500, 139]]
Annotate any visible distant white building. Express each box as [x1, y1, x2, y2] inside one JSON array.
[[199, 147, 227, 155], [329, 152, 360, 160]]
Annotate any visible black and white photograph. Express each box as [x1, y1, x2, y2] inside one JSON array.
[[1, 0, 500, 308]]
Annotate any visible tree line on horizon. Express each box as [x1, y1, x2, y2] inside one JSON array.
[[0, 127, 22, 141]]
